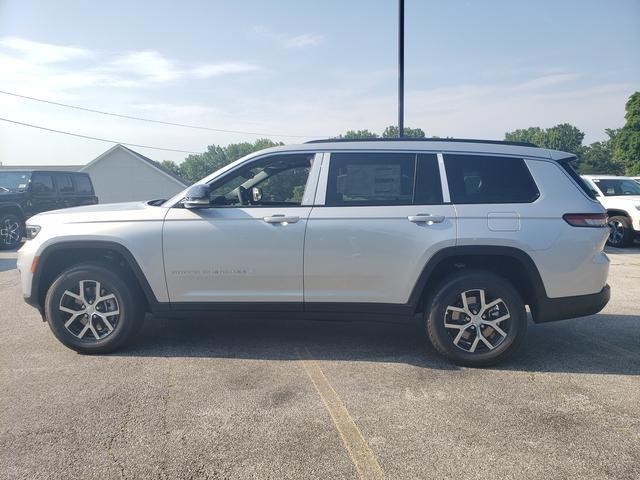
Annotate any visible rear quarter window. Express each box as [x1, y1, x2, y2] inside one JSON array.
[[444, 154, 540, 204], [74, 175, 93, 194]]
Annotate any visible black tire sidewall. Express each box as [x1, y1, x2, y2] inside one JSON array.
[[607, 216, 633, 248], [0, 213, 23, 250], [45, 263, 141, 354], [426, 270, 527, 367]]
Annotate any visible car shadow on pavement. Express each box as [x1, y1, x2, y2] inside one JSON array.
[[115, 312, 640, 376]]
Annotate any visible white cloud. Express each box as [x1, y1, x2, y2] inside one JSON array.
[[0, 36, 91, 63], [282, 33, 325, 48], [106, 50, 182, 83], [254, 27, 325, 48], [192, 62, 259, 78]]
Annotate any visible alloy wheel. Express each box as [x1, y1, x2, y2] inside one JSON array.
[[443, 289, 511, 353], [58, 280, 120, 340], [608, 219, 625, 246], [0, 218, 20, 247]]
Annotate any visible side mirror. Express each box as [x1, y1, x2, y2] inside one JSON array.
[[251, 187, 263, 204], [183, 184, 211, 209]]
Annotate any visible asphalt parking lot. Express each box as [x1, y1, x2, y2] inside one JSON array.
[[0, 248, 639, 480]]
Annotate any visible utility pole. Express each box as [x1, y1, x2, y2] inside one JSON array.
[[398, 0, 405, 138]]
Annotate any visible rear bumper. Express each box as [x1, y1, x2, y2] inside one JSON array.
[[533, 284, 610, 323]]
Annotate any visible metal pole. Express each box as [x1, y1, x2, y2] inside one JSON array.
[[398, 0, 405, 138]]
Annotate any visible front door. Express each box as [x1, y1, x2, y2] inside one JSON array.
[[163, 152, 320, 308]]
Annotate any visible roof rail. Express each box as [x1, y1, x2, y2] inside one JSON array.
[[305, 138, 538, 148]]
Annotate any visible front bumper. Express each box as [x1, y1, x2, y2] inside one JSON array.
[[533, 284, 611, 323]]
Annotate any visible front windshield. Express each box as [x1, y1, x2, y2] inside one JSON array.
[[593, 179, 640, 196], [0, 172, 30, 193]]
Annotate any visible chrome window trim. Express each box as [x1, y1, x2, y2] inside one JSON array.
[[437, 153, 451, 203]]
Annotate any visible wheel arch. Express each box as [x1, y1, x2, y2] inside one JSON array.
[[606, 209, 631, 220], [411, 246, 548, 320], [33, 240, 164, 315], [0, 203, 26, 223]]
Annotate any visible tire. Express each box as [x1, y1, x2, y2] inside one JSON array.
[[44, 262, 144, 354], [0, 212, 23, 250], [606, 216, 633, 248], [424, 270, 527, 367]]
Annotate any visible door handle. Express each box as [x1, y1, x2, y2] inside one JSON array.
[[263, 214, 300, 224], [407, 213, 445, 224]]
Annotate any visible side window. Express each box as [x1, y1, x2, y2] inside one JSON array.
[[74, 175, 93, 194], [55, 174, 75, 194], [444, 154, 540, 204], [30, 173, 54, 194], [208, 153, 314, 207], [326, 153, 416, 206], [414, 154, 443, 204]]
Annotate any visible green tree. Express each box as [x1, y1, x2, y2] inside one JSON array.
[[505, 124, 584, 154], [382, 125, 426, 138], [159, 160, 183, 177], [336, 129, 379, 139], [179, 139, 283, 184], [613, 92, 640, 175], [578, 129, 624, 175]]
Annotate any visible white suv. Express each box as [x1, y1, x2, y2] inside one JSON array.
[[582, 175, 640, 248], [17, 139, 611, 366]]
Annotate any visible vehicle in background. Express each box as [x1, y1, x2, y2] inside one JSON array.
[[582, 175, 640, 248], [0, 170, 98, 249], [18, 139, 610, 366]]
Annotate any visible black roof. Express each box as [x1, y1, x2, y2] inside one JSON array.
[[305, 138, 538, 148]]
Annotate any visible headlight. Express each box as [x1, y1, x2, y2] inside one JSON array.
[[25, 225, 41, 240]]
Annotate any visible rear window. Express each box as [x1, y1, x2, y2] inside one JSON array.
[[74, 175, 93, 194], [444, 154, 539, 204], [326, 152, 416, 206], [55, 174, 75, 193], [559, 157, 597, 200], [31, 173, 54, 194]]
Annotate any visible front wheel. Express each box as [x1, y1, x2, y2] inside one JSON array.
[[44, 262, 144, 354], [0, 212, 23, 250], [425, 270, 527, 367]]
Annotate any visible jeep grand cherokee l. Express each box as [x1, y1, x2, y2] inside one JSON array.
[[17, 139, 610, 366]]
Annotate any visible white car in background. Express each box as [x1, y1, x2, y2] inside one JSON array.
[[582, 175, 640, 247]]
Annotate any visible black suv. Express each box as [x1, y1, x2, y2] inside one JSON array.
[[0, 170, 98, 249]]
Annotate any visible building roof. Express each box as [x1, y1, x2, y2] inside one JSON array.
[[80, 144, 189, 187], [0, 164, 80, 171]]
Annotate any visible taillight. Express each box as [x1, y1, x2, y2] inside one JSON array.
[[563, 213, 608, 227]]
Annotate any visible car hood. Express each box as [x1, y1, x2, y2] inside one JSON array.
[[0, 191, 24, 202], [28, 201, 168, 225], [604, 195, 640, 202]]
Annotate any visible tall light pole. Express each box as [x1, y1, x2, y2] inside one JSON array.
[[398, 0, 405, 138]]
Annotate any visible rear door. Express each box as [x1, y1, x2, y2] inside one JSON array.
[[304, 151, 457, 310]]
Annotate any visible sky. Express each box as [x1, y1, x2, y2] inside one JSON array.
[[0, 0, 638, 166]]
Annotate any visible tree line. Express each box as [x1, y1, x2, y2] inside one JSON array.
[[161, 91, 640, 185]]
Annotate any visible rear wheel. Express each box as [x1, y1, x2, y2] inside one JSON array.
[[0, 212, 23, 250], [44, 262, 144, 354], [607, 216, 633, 248], [425, 270, 527, 367]]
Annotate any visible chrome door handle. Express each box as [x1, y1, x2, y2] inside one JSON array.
[[263, 214, 300, 224], [407, 214, 445, 224]]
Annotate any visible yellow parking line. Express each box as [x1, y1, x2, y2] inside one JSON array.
[[298, 349, 385, 480]]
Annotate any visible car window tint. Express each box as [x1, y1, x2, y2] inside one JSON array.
[[31, 174, 54, 194], [326, 153, 416, 206], [414, 154, 443, 204], [56, 174, 75, 194], [444, 154, 539, 204], [74, 175, 93, 194]]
